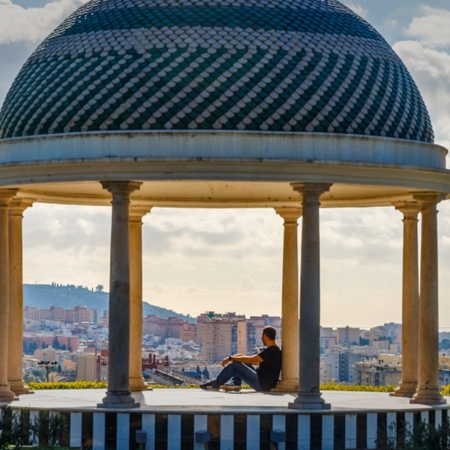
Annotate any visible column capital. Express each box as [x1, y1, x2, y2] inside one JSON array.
[[392, 201, 421, 220], [9, 198, 35, 216], [130, 203, 152, 222], [0, 189, 19, 206], [274, 207, 302, 223], [100, 181, 142, 197], [412, 192, 446, 210], [290, 182, 332, 200]]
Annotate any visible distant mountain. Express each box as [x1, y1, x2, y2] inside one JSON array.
[[23, 283, 196, 323]]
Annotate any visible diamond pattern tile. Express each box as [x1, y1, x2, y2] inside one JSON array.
[[0, 0, 433, 142]]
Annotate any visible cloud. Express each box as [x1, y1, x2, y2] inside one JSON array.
[[405, 7, 450, 48], [0, 0, 87, 45], [341, 1, 368, 19], [393, 40, 450, 143]]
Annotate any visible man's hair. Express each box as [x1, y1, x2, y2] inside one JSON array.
[[262, 325, 276, 340]]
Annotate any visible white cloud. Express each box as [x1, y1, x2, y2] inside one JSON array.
[[341, 1, 368, 19], [393, 40, 450, 144], [0, 0, 87, 45], [405, 7, 450, 48]]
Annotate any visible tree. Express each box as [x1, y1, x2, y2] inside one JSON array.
[[95, 285, 104, 293]]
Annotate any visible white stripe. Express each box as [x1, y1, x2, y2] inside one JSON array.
[[387, 412, 397, 445], [142, 414, 155, 450], [168, 414, 182, 450], [194, 414, 209, 450], [405, 412, 414, 445], [70, 412, 82, 447], [297, 415, 310, 450], [366, 413, 377, 449], [322, 415, 334, 450], [117, 413, 130, 450], [246, 415, 260, 448], [345, 414, 357, 449], [435, 410, 442, 428], [273, 414, 286, 450], [220, 415, 234, 450], [93, 413, 105, 450], [30, 411, 40, 446]]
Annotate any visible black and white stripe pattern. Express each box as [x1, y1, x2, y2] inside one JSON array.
[[8, 407, 447, 449]]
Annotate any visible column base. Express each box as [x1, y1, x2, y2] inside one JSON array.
[[390, 381, 417, 398], [129, 377, 153, 392], [288, 392, 330, 410], [410, 388, 446, 405], [0, 384, 16, 403], [8, 380, 32, 396], [98, 391, 140, 409], [271, 379, 298, 393]]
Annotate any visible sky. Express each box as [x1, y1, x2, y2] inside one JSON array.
[[1, 0, 450, 327]]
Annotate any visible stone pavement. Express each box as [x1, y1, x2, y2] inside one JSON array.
[[7, 388, 449, 413]]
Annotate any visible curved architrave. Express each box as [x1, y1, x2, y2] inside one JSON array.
[[0, 132, 447, 168]]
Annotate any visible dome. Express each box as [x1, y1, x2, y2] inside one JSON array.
[[0, 0, 434, 142]]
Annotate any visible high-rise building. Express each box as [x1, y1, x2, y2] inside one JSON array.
[[200, 320, 233, 362]]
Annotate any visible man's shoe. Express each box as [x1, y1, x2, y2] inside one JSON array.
[[200, 382, 219, 391], [220, 384, 242, 392]]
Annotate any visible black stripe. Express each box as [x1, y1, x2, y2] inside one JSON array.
[[356, 414, 367, 450], [53, 6, 382, 40], [155, 414, 168, 448], [81, 412, 93, 448], [207, 414, 220, 450], [234, 414, 247, 450], [105, 412, 117, 449], [334, 414, 345, 450], [259, 414, 272, 448], [129, 413, 143, 449], [181, 413, 194, 450], [310, 414, 322, 450], [286, 414, 298, 450]]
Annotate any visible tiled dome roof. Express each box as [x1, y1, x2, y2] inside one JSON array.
[[0, 0, 434, 142]]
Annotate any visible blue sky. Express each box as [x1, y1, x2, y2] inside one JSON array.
[[1, 0, 450, 327]]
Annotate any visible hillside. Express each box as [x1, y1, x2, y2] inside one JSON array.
[[23, 283, 195, 323]]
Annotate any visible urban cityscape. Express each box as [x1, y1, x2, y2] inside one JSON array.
[[23, 297, 450, 389]]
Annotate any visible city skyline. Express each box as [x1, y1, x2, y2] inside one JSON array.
[[1, 0, 450, 327]]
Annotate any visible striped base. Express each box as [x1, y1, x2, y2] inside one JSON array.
[[8, 407, 448, 449]]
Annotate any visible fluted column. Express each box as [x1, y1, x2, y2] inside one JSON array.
[[289, 183, 331, 410], [411, 192, 446, 405], [272, 207, 302, 392], [8, 198, 35, 395], [0, 189, 18, 403], [391, 201, 420, 398], [99, 181, 142, 409], [129, 204, 152, 392]]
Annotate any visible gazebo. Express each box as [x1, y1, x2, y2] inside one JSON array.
[[0, 0, 449, 413]]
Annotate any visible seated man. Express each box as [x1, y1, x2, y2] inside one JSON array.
[[200, 325, 282, 392]]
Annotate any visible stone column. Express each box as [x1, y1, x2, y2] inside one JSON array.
[[411, 192, 446, 405], [129, 204, 152, 392], [289, 183, 331, 410], [99, 181, 142, 409], [0, 189, 18, 403], [390, 202, 420, 397], [272, 207, 302, 392], [8, 198, 35, 395]]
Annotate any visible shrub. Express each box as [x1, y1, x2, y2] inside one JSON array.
[[28, 381, 107, 390], [320, 382, 395, 392], [0, 406, 68, 449], [377, 418, 450, 450]]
